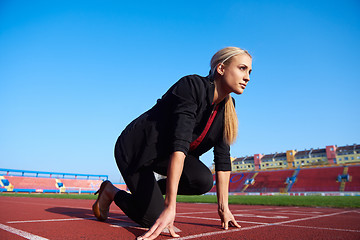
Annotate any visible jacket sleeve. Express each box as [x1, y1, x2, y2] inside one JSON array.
[[213, 135, 232, 171], [213, 98, 234, 172], [169, 76, 201, 155]]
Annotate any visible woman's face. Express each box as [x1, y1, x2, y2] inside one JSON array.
[[218, 54, 252, 95]]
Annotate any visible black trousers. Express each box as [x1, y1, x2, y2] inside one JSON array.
[[113, 153, 213, 228]]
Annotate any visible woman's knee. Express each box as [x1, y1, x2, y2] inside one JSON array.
[[179, 155, 214, 195], [197, 170, 214, 194]]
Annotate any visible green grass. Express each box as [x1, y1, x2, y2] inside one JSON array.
[[1, 193, 359, 208]]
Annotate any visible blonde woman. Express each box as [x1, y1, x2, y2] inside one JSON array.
[[93, 47, 252, 239]]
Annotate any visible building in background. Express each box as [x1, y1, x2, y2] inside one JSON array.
[[226, 144, 360, 172]]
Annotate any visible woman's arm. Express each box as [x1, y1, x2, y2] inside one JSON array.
[[138, 151, 185, 240], [216, 171, 241, 230]]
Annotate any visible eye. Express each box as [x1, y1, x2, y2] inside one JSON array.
[[239, 66, 246, 71]]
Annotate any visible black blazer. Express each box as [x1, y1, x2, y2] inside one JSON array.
[[116, 75, 231, 174]]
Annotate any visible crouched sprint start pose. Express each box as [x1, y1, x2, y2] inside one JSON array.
[[92, 46, 252, 240]]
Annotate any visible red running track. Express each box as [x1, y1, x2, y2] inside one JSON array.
[[0, 196, 359, 239]]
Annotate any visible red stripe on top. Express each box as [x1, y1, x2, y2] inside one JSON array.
[[190, 104, 219, 151]]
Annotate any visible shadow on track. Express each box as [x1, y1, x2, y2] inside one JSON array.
[[45, 206, 145, 237]]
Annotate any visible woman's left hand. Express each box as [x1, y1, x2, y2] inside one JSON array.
[[218, 207, 241, 230]]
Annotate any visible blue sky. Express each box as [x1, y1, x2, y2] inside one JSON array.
[[1, 0, 359, 182]]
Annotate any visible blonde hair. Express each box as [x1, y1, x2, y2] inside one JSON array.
[[210, 47, 251, 145]]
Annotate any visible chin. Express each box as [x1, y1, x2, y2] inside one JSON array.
[[233, 89, 244, 95]]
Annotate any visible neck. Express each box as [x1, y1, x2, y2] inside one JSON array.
[[213, 78, 229, 105]]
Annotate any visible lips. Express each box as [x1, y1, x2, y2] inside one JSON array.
[[240, 83, 246, 89]]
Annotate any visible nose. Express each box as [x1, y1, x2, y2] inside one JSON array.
[[244, 71, 250, 83]]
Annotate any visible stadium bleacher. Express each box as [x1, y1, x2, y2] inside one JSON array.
[[208, 165, 360, 195], [245, 169, 294, 193], [289, 166, 344, 192], [0, 169, 109, 194], [60, 178, 103, 193], [1, 164, 359, 195], [229, 172, 254, 192], [4, 176, 58, 193], [345, 165, 360, 192], [208, 172, 253, 193]]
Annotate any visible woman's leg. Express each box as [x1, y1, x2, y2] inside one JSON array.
[[114, 134, 165, 228], [113, 166, 165, 228], [156, 155, 214, 195]]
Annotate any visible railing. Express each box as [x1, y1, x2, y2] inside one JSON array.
[[0, 168, 108, 180]]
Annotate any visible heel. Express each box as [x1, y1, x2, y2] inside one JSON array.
[[92, 180, 112, 221], [94, 180, 108, 195]]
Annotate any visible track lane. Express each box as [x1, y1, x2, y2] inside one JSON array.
[[1, 196, 359, 240]]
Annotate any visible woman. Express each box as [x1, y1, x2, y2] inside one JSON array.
[[92, 46, 252, 239]]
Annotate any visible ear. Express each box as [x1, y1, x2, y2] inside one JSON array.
[[217, 63, 225, 76]]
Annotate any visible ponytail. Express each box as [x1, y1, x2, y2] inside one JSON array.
[[224, 94, 238, 145]]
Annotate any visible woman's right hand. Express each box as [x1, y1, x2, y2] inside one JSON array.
[[139, 151, 185, 239], [137, 206, 180, 240]]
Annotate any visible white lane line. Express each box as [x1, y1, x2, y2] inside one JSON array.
[[0, 223, 49, 240], [7, 215, 128, 224], [279, 210, 323, 214], [169, 210, 354, 240], [0, 199, 88, 209], [267, 210, 354, 226], [271, 212, 318, 216], [176, 207, 300, 217], [281, 224, 360, 233], [177, 211, 216, 215], [166, 224, 267, 240], [7, 217, 97, 224], [233, 207, 284, 212], [176, 215, 268, 225], [234, 213, 288, 219], [110, 222, 182, 233], [178, 209, 255, 216], [176, 215, 219, 222]]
